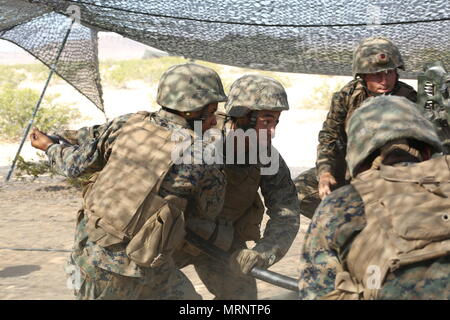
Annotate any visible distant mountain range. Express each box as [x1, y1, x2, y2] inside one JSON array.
[[0, 32, 168, 64]]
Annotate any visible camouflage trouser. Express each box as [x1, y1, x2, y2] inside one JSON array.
[[293, 167, 348, 219], [70, 258, 201, 300], [173, 241, 257, 300]]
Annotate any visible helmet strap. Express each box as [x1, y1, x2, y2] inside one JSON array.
[[235, 111, 258, 130], [249, 111, 258, 128], [370, 139, 423, 170], [186, 105, 212, 129]]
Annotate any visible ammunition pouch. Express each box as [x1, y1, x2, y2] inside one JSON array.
[[85, 194, 187, 268], [183, 217, 234, 256], [126, 195, 187, 267]]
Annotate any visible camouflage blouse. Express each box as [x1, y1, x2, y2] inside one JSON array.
[[46, 109, 226, 278], [254, 155, 301, 265], [316, 79, 417, 178], [298, 183, 450, 300]]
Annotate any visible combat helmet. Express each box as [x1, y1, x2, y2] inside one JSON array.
[[224, 75, 289, 118], [346, 95, 442, 177], [352, 37, 405, 78], [157, 63, 227, 112]]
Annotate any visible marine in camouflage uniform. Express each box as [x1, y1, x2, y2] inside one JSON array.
[[294, 37, 417, 219], [298, 96, 450, 300], [30, 63, 228, 299], [173, 75, 300, 299]]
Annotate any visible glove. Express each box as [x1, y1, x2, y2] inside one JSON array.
[[229, 249, 268, 275]]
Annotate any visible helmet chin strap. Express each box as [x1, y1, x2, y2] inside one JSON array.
[[248, 111, 258, 128], [225, 111, 258, 131], [237, 111, 258, 130], [185, 105, 216, 130]]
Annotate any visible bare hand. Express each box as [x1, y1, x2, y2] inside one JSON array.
[[318, 172, 337, 200], [30, 127, 53, 151]]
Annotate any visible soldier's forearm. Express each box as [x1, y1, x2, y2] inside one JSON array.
[[316, 163, 333, 178], [316, 138, 341, 172], [46, 143, 102, 178], [51, 130, 80, 145], [253, 215, 300, 265]]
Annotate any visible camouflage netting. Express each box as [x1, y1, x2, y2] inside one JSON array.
[[1, 0, 450, 111], [0, 0, 103, 111]]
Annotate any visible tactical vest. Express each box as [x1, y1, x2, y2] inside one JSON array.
[[326, 156, 450, 299], [82, 111, 188, 268], [183, 113, 265, 254]]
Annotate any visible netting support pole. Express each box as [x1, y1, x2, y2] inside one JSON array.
[[5, 18, 75, 182]]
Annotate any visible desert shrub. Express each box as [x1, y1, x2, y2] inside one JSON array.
[[15, 154, 91, 189], [10, 63, 49, 82], [0, 65, 27, 86], [65, 175, 92, 189], [0, 84, 81, 140], [100, 56, 188, 88], [15, 154, 55, 181], [0, 63, 67, 85], [142, 49, 167, 60]]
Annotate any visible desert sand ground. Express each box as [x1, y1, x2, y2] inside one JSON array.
[[0, 36, 418, 300], [0, 66, 324, 300], [0, 165, 308, 300]]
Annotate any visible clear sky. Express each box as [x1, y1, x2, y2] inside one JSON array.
[[0, 39, 21, 52]]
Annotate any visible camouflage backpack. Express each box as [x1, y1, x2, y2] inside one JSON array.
[[324, 96, 450, 300]]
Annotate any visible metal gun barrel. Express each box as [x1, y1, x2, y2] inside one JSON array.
[[185, 228, 298, 292]]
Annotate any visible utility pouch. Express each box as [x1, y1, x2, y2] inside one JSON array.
[[126, 195, 187, 268]]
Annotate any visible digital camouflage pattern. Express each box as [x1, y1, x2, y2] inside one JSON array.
[[156, 63, 227, 112], [316, 78, 418, 178], [224, 75, 289, 117], [293, 168, 320, 220], [174, 236, 257, 299], [293, 167, 346, 219], [298, 184, 364, 299], [352, 37, 405, 77], [299, 96, 449, 300], [294, 78, 417, 219], [254, 155, 300, 265], [346, 95, 443, 177], [69, 212, 201, 300], [298, 183, 450, 300], [48, 109, 226, 299], [173, 156, 301, 299]]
